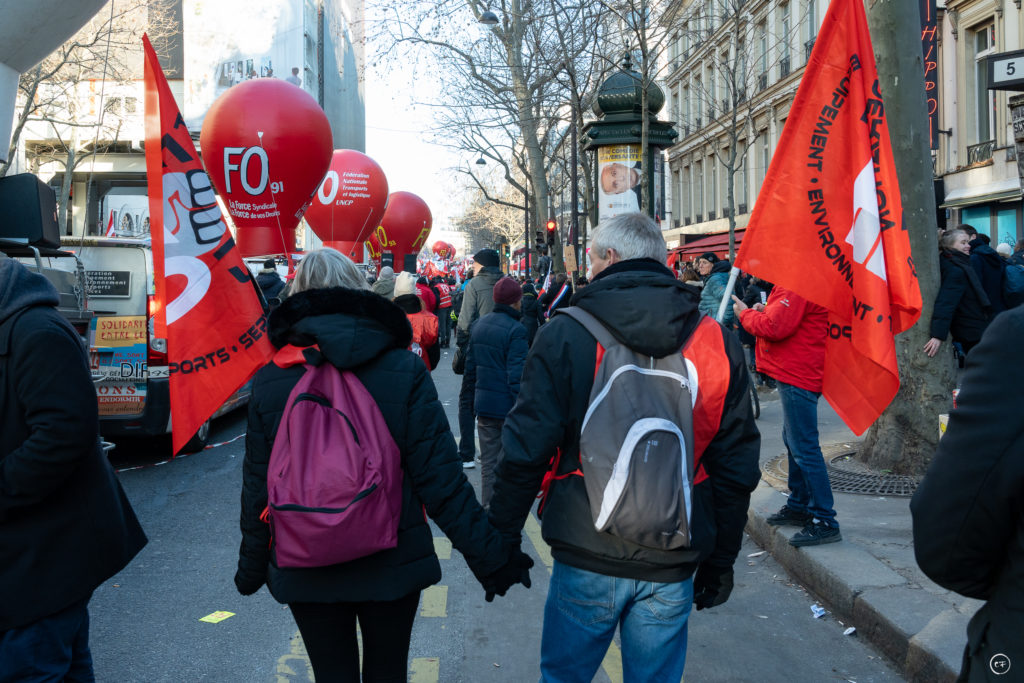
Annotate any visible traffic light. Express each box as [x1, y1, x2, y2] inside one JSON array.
[[545, 219, 557, 246], [502, 243, 510, 258]]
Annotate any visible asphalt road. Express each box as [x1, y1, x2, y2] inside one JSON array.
[[89, 347, 902, 682]]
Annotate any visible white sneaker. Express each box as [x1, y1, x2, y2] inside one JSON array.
[[462, 461, 476, 469]]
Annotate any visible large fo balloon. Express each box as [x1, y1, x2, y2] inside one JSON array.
[[367, 192, 432, 271], [304, 149, 389, 263], [200, 78, 333, 257]]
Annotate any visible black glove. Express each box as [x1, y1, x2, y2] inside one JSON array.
[[234, 568, 266, 596], [692, 564, 734, 611], [481, 547, 534, 602]]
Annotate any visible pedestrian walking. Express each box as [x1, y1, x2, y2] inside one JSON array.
[[454, 248, 503, 468], [371, 265, 396, 300], [924, 228, 993, 359], [466, 277, 528, 508], [0, 255, 147, 679], [734, 286, 840, 546], [911, 305, 1024, 682], [431, 276, 453, 348], [489, 213, 761, 682], [256, 258, 285, 302], [394, 271, 439, 370], [235, 249, 531, 682], [967, 229, 1007, 315], [519, 281, 544, 346], [697, 252, 735, 327]]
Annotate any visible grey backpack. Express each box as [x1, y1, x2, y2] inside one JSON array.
[[558, 307, 696, 550]]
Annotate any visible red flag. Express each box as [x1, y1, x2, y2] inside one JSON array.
[[734, 0, 922, 435], [105, 210, 115, 237], [143, 35, 273, 453]]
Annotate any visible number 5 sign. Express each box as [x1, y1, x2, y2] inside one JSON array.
[[987, 49, 1024, 92]]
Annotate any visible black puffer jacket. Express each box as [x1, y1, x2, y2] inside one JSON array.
[[488, 259, 761, 582], [467, 305, 528, 420], [236, 287, 508, 603], [256, 270, 285, 301], [912, 306, 1024, 681], [969, 238, 1006, 314], [519, 287, 544, 346], [929, 250, 993, 346], [0, 258, 146, 630]]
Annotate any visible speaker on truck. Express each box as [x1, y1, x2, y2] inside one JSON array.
[[0, 173, 60, 249]]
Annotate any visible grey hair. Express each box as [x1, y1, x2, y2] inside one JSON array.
[[939, 229, 966, 252], [590, 212, 666, 263], [291, 248, 370, 294]]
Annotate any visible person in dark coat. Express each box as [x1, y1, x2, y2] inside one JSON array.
[[256, 258, 285, 301], [235, 249, 531, 682], [488, 213, 761, 681], [0, 255, 147, 678], [925, 229, 994, 358], [519, 281, 544, 346], [697, 252, 736, 327], [539, 272, 573, 319], [967, 231, 1007, 314], [911, 305, 1024, 682], [466, 277, 528, 508]]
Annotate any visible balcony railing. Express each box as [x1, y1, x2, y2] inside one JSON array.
[[696, 213, 703, 223], [967, 139, 995, 165], [738, 203, 748, 215], [804, 38, 816, 63], [708, 210, 716, 220], [780, 56, 791, 78], [684, 216, 692, 226]]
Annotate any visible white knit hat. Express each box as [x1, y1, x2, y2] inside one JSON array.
[[394, 271, 418, 298]]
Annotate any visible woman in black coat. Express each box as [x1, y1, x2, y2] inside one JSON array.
[[235, 249, 531, 681], [924, 229, 993, 358], [519, 282, 544, 345]]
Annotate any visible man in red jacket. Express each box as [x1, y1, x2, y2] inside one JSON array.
[[734, 287, 840, 547]]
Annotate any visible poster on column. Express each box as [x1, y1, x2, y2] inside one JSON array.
[[597, 145, 642, 222]]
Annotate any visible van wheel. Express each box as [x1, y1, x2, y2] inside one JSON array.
[[178, 419, 211, 455]]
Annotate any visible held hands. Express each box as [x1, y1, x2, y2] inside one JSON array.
[[693, 563, 734, 611], [481, 546, 534, 602]]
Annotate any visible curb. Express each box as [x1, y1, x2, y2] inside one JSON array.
[[745, 482, 977, 683]]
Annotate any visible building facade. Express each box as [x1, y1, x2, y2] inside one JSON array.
[[11, 0, 364, 241]]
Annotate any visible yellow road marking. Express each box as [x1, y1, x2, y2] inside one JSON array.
[[275, 630, 313, 682], [433, 536, 452, 560], [421, 585, 448, 617], [409, 657, 440, 682], [524, 513, 624, 683]]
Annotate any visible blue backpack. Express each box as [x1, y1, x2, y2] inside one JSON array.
[[1004, 263, 1024, 308]]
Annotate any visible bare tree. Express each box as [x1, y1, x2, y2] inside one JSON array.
[[3, 0, 174, 227]]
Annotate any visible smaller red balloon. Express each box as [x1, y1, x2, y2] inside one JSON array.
[[377, 192, 432, 270], [305, 150, 389, 247]]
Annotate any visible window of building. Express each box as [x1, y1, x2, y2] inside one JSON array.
[[804, 0, 817, 63], [695, 159, 704, 220], [695, 77, 703, 127], [779, 2, 792, 76], [672, 168, 681, 223], [708, 155, 717, 219], [758, 129, 770, 193], [682, 22, 690, 56], [970, 22, 997, 145], [758, 20, 768, 74], [736, 144, 748, 211], [124, 97, 137, 114], [682, 165, 691, 223], [104, 97, 121, 115], [683, 85, 691, 130]]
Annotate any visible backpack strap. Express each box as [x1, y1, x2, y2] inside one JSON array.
[[555, 306, 619, 350]]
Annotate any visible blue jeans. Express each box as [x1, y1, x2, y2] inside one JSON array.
[[0, 597, 94, 683], [540, 561, 693, 683], [777, 381, 837, 527]]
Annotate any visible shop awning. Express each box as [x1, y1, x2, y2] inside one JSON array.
[[669, 228, 747, 263], [939, 178, 1022, 208]]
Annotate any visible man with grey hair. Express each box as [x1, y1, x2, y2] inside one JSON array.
[[488, 212, 760, 680]]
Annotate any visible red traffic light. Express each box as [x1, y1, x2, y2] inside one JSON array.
[[545, 219, 556, 232]]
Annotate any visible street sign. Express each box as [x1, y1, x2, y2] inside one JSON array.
[[987, 49, 1024, 92]]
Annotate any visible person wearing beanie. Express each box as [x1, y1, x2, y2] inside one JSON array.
[[519, 281, 544, 346], [371, 265, 396, 300], [696, 252, 736, 327], [454, 248, 505, 468], [466, 277, 527, 507], [256, 258, 286, 302], [393, 271, 440, 370]]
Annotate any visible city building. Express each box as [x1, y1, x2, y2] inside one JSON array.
[[9, 0, 364, 242]]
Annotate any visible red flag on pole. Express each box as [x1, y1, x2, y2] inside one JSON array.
[[734, 0, 922, 435], [105, 210, 115, 237], [143, 35, 273, 453]]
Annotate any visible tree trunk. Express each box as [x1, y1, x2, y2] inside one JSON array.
[[857, 0, 954, 475]]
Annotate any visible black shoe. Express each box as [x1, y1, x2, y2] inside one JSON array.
[[766, 505, 812, 527], [789, 521, 842, 547]]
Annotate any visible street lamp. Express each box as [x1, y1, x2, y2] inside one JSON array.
[[475, 155, 486, 165], [478, 9, 499, 25]]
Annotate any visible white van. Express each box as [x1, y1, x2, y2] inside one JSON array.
[[63, 236, 250, 453]]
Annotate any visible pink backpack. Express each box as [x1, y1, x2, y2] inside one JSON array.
[[266, 362, 403, 568]]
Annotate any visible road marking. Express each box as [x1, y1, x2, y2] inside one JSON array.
[[433, 536, 452, 560], [421, 585, 448, 617], [523, 513, 624, 683], [409, 657, 440, 682], [275, 630, 313, 682]]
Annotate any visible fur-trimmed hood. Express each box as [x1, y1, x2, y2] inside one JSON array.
[[268, 287, 412, 369]]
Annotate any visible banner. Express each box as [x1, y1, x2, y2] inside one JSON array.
[[734, 0, 922, 435], [143, 34, 273, 453]]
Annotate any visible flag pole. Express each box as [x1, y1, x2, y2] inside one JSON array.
[[716, 266, 741, 323]]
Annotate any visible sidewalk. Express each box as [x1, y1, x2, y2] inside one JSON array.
[[747, 397, 980, 682]]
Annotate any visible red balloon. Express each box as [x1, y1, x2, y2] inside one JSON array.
[[368, 192, 432, 270], [305, 150, 388, 250], [200, 78, 333, 257], [323, 240, 364, 263], [432, 240, 452, 260]]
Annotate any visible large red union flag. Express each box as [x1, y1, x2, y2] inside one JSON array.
[[143, 35, 273, 453], [735, 0, 922, 435]]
